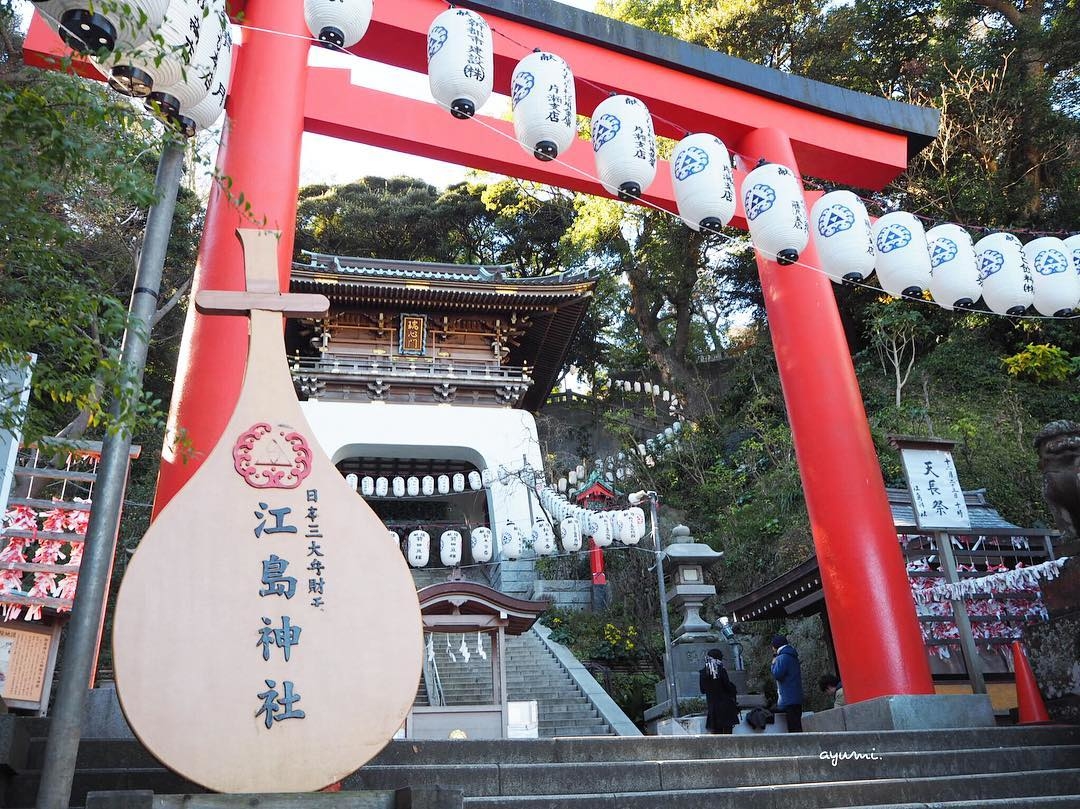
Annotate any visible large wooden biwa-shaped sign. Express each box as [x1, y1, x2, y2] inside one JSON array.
[[113, 229, 423, 792]]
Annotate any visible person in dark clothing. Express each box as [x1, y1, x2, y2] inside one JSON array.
[[699, 648, 739, 734], [819, 673, 845, 708], [770, 634, 803, 732]]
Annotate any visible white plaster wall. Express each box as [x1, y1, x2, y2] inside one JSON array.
[[300, 401, 546, 555]]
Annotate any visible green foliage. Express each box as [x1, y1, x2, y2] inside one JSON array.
[[1002, 344, 1078, 384]]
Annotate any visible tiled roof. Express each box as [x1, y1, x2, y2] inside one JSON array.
[[298, 252, 595, 286]]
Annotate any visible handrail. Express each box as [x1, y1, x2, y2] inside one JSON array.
[[423, 653, 445, 708], [291, 355, 533, 381]]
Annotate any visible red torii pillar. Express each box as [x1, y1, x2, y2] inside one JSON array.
[[24, 0, 933, 702]]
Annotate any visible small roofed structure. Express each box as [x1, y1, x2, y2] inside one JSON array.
[[409, 581, 548, 739]]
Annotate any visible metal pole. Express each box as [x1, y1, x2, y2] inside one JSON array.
[[36, 137, 185, 809], [649, 493, 679, 719]]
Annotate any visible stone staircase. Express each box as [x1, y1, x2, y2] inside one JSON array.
[[504, 630, 615, 737], [9, 724, 1078, 807]]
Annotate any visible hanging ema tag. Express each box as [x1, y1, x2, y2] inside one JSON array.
[[112, 229, 422, 792]]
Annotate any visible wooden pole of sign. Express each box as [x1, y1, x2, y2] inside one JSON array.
[[112, 230, 423, 793]]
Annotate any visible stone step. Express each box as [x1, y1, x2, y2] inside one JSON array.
[[461, 768, 1080, 809]]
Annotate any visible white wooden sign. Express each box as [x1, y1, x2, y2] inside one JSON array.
[[899, 448, 971, 530]]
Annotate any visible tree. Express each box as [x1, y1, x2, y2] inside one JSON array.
[[0, 5, 200, 450]]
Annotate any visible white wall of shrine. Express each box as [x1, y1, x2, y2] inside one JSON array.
[[300, 400, 545, 550]]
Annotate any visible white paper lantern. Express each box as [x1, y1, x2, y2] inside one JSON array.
[[671, 133, 736, 232], [452, 473, 465, 492], [742, 161, 809, 265], [633, 381, 642, 393], [304, 0, 372, 49], [532, 519, 557, 556], [500, 522, 524, 561], [407, 476, 420, 497], [662, 390, 670, 401], [926, 224, 980, 310], [586, 512, 613, 548], [422, 476, 435, 496], [872, 211, 932, 298], [177, 21, 232, 134], [388, 530, 400, 548], [407, 529, 431, 568], [427, 7, 492, 119], [810, 190, 875, 283], [102, 0, 204, 98], [437, 474, 450, 495], [146, 2, 228, 128], [1064, 235, 1080, 274], [557, 477, 568, 493], [591, 94, 657, 200], [975, 232, 1032, 316], [392, 476, 406, 498], [440, 530, 463, 567], [34, 0, 169, 54], [627, 506, 647, 542], [576, 464, 586, 479], [1025, 237, 1079, 317], [345, 473, 358, 491], [468, 471, 483, 491], [610, 511, 634, 544], [470, 527, 493, 563], [375, 476, 388, 497], [511, 51, 575, 161], [560, 517, 582, 553]]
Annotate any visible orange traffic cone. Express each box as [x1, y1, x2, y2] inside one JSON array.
[[1011, 640, 1051, 724], [319, 782, 343, 793]]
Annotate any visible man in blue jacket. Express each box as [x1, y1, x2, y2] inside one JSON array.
[[770, 634, 803, 732]]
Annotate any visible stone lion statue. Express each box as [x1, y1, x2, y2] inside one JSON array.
[[1034, 420, 1080, 541]]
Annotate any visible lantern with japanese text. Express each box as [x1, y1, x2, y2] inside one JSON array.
[[468, 471, 482, 490], [392, 476, 406, 497], [360, 475, 375, 495], [427, 7, 492, 119], [175, 21, 232, 135], [437, 474, 450, 495], [872, 211, 932, 298], [146, 1, 228, 127], [33, 0, 169, 54], [926, 224, 981, 310], [304, 0, 373, 49], [388, 530, 400, 549], [421, 476, 435, 496], [532, 519, 556, 556], [511, 50, 575, 161], [1024, 237, 1079, 316], [406, 476, 420, 497], [975, 232, 1032, 316], [440, 530, 463, 567], [452, 472, 465, 492], [345, 473, 358, 491], [627, 506, 647, 542], [585, 512, 613, 548], [560, 516, 582, 552], [810, 190, 875, 283], [500, 522, 524, 560], [741, 161, 808, 265], [102, 0, 205, 98], [375, 476, 388, 497], [671, 133, 736, 232], [610, 511, 635, 544], [470, 526, 493, 563], [407, 529, 431, 568], [591, 94, 657, 201]]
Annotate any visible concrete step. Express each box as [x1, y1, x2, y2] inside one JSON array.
[[461, 768, 1080, 809]]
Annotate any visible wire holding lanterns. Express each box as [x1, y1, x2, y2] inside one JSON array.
[[39, 4, 1076, 317]]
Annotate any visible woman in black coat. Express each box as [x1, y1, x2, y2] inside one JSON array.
[[699, 648, 739, 734]]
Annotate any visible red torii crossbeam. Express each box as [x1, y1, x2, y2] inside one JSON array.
[[25, 0, 939, 703]]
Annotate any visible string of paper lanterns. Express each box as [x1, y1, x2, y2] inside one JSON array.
[[35, 0, 235, 138], [345, 471, 486, 498], [417, 2, 1078, 317]]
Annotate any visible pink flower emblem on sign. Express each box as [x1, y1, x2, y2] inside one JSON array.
[[232, 423, 313, 489]]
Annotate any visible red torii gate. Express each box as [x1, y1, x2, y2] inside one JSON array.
[[26, 0, 939, 704]]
